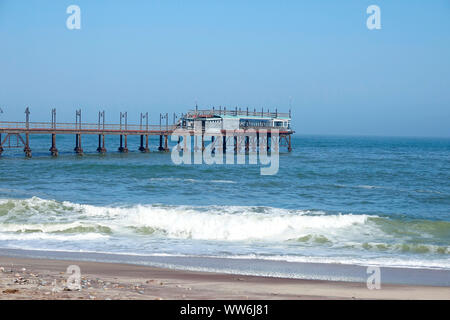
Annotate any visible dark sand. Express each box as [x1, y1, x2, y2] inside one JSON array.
[[1, 256, 449, 300]]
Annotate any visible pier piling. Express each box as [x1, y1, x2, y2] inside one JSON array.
[[74, 134, 83, 155], [164, 135, 169, 152], [118, 135, 128, 153], [97, 134, 106, 153], [139, 135, 149, 152], [139, 135, 145, 152], [24, 133, 32, 158], [49, 133, 58, 157], [158, 135, 164, 151]]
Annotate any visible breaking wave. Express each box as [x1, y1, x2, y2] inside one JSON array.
[[0, 197, 448, 261]]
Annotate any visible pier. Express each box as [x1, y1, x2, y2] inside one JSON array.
[[0, 108, 293, 158]]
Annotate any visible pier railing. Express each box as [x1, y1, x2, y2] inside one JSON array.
[[0, 121, 179, 132], [186, 109, 290, 118]]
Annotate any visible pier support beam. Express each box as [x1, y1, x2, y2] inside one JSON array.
[[164, 135, 169, 152], [139, 135, 144, 152], [139, 135, 149, 152], [74, 134, 83, 155], [256, 132, 260, 151], [49, 133, 58, 157], [24, 133, 32, 158], [0, 133, 3, 156], [158, 135, 164, 151], [118, 135, 128, 153], [288, 134, 292, 152], [97, 134, 106, 153]]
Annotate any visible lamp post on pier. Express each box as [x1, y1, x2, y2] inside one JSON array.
[[74, 109, 83, 155], [24, 107, 32, 157], [49, 108, 58, 156], [139, 112, 149, 152], [118, 112, 128, 153], [97, 110, 106, 153]]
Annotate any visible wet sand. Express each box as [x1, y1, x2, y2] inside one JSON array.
[[0, 256, 449, 300]]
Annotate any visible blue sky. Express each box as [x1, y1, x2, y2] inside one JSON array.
[[0, 0, 449, 137]]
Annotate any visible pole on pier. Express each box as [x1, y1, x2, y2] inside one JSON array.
[[51, 108, 56, 129], [118, 112, 128, 153], [24, 108, 32, 158], [97, 111, 106, 153], [164, 113, 169, 152], [159, 113, 169, 151], [158, 113, 163, 151], [48, 108, 58, 156], [139, 112, 150, 152], [139, 112, 145, 152], [74, 109, 83, 155]]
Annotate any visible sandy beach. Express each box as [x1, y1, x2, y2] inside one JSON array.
[[0, 256, 449, 300]]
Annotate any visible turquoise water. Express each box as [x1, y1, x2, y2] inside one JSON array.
[[0, 134, 449, 273]]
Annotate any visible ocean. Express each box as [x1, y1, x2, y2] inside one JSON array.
[[0, 134, 449, 285]]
